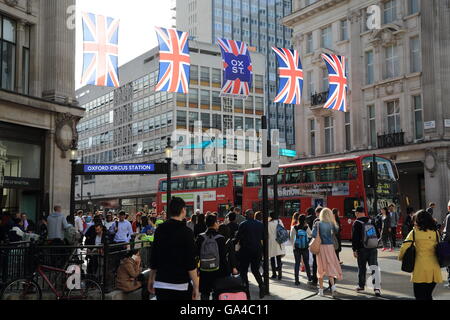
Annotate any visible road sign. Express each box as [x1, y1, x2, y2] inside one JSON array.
[[279, 149, 297, 158]]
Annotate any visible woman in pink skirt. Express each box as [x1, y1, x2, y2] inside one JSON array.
[[311, 208, 343, 297]]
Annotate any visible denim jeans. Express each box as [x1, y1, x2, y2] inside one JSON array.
[[293, 248, 312, 282]]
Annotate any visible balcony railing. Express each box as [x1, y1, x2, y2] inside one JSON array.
[[311, 91, 329, 106], [377, 131, 405, 149]]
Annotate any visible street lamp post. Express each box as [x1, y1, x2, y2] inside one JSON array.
[[165, 137, 173, 210], [70, 148, 78, 217]]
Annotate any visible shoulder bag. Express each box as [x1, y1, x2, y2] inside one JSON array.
[[436, 231, 450, 268], [401, 230, 416, 273], [309, 222, 321, 255]]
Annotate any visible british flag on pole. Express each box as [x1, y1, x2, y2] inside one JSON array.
[[81, 12, 120, 88], [272, 47, 303, 105], [155, 27, 190, 94], [217, 38, 253, 99], [322, 53, 348, 112]]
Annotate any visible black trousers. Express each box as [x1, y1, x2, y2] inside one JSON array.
[[238, 251, 264, 289], [199, 271, 220, 300], [311, 254, 318, 283], [357, 248, 379, 289], [270, 256, 282, 276], [390, 226, 397, 248], [447, 267, 450, 283], [413, 283, 436, 300], [293, 249, 312, 282], [155, 284, 193, 301]]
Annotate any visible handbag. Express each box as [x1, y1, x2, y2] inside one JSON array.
[[331, 226, 340, 251], [309, 222, 321, 255], [436, 231, 450, 268], [401, 230, 416, 273]]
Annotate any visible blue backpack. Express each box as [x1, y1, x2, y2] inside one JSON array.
[[276, 221, 289, 244], [294, 228, 308, 249]]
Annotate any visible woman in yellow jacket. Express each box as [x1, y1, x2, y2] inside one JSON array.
[[399, 210, 443, 300]]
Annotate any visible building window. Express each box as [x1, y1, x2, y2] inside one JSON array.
[[307, 71, 314, 99], [321, 26, 332, 49], [410, 37, 421, 73], [383, 0, 397, 24], [200, 66, 210, 85], [22, 25, 30, 94], [384, 45, 399, 79], [212, 68, 221, 88], [322, 68, 329, 92], [306, 32, 313, 53], [201, 113, 210, 129], [413, 95, 423, 140], [177, 111, 187, 129], [1, 16, 17, 91], [366, 50, 374, 85], [345, 112, 351, 151], [408, 0, 420, 15], [199, 90, 210, 109], [386, 100, 401, 133], [212, 114, 222, 130], [368, 105, 377, 147], [212, 91, 221, 111], [340, 20, 348, 41], [189, 88, 198, 108], [190, 65, 199, 85], [309, 119, 316, 156], [324, 116, 334, 154]]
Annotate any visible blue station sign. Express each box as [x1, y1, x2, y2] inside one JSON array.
[[73, 163, 168, 176]]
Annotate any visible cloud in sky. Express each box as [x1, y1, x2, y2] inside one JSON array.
[[75, 0, 173, 89]]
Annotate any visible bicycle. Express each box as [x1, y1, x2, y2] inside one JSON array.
[[0, 251, 103, 300]]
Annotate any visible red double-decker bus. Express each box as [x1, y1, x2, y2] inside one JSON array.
[[156, 170, 244, 218], [242, 155, 401, 240]]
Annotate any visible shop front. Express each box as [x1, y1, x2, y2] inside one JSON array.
[[0, 122, 46, 223]]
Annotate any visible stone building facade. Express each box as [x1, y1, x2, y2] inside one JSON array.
[[282, 0, 450, 222], [0, 0, 83, 220]]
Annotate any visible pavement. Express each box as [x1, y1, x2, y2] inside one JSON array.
[[246, 242, 450, 301]]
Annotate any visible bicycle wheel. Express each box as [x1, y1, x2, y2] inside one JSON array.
[[1, 279, 42, 300], [68, 279, 103, 300]]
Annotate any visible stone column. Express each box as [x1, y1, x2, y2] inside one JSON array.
[[421, 1, 450, 140], [424, 147, 450, 224], [348, 9, 364, 149], [40, 0, 76, 105]]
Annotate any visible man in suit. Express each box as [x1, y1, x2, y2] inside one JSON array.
[[388, 204, 399, 248]]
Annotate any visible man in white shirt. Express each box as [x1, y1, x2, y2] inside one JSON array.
[[109, 211, 133, 244], [74, 210, 84, 242]]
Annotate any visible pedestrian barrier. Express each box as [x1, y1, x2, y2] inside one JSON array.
[[0, 239, 152, 298]]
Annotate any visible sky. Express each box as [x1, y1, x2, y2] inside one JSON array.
[[75, 0, 173, 89]]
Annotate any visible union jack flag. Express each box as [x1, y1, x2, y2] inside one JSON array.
[[272, 47, 303, 105], [322, 53, 348, 112], [217, 38, 253, 99], [155, 27, 190, 94], [81, 12, 120, 88]]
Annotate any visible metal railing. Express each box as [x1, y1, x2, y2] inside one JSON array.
[[377, 131, 405, 148], [0, 239, 152, 297]]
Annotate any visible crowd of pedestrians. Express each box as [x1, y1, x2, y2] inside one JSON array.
[[1, 198, 450, 301]]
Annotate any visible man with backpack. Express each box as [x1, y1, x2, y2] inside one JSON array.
[[352, 207, 382, 297], [195, 215, 227, 300], [108, 211, 133, 244]]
